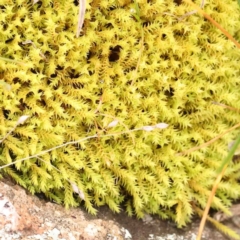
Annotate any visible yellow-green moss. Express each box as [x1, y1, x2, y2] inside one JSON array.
[[0, 0, 240, 227]]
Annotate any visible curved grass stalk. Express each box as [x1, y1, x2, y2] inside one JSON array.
[[183, 0, 240, 49], [196, 134, 240, 240]]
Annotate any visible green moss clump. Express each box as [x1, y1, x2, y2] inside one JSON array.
[[0, 0, 240, 227]]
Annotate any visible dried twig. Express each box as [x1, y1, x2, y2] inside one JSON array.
[[177, 122, 240, 156], [183, 0, 240, 49], [178, 0, 205, 20], [0, 116, 29, 144], [76, 0, 86, 37], [22, 40, 46, 60], [0, 122, 168, 170], [32, 0, 40, 4]]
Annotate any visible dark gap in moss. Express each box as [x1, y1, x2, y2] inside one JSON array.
[[209, 89, 214, 96], [18, 99, 28, 111], [39, 97, 47, 107], [105, 23, 114, 29], [12, 77, 20, 84], [164, 88, 174, 97], [156, 144, 162, 149], [142, 43, 149, 52], [72, 143, 83, 151], [70, 73, 81, 79], [50, 73, 57, 78], [49, 44, 59, 51], [1, 47, 8, 55], [142, 21, 152, 27], [212, 6, 223, 13], [79, 26, 86, 37], [40, 9, 45, 16], [60, 103, 69, 110], [26, 91, 33, 98], [7, 168, 21, 181], [44, 51, 52, 58], [109, 45, 122, 62], [104, 139, 112, 145], [96, 89, 103, 96], [90, 16, 97, 26], [86, 51, 93, 62], [2, 109, 10, 119], [73, 0, 78, 7], [56, 65, 64, 71], [18, 42, 28, 50], [207, 38, 213, 44], [168, 177, 174, 186], [53, 84, 60, 90], [174, 0, 182, 5], [42, 29, 47, 34], [191, 138, 198, 144], [72, 83, 84, 89], [3, 23, 8, 30], [5, 37, 15, 44], [63, 23, 69, 31], [130, 15, 138, 22], [22, 81, 31, 87], [47, 79, 51, 85], [108, 5, 117, 11], [179, 109, 187, 116], [68, 70, 80, 79], [30, 68, 38, 74], [173, 30, 185, 37], [160, 53, 169, 60], [39, 59, 47, 64], [161, 33, 167, 40]]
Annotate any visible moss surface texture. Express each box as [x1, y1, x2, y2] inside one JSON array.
[[0, 0, 240, 227]]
